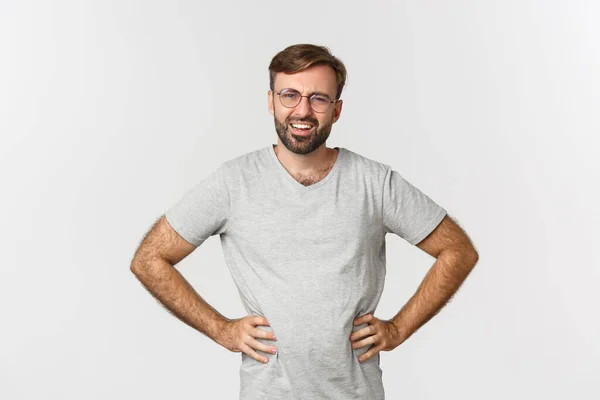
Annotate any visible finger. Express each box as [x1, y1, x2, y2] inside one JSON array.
[[253, 327, 277, 341], [252, 316, 270, 326], [351, 335, 376, 350], [241, 343, 270, 363], [358, 345, 381, 363], [350, 325, 375, 341], [354, 313, 373, 325], [247, 337, 277, 355]]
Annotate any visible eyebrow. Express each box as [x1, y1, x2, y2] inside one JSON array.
[[281, 88, 333, 99]]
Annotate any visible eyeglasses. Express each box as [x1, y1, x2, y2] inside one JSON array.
[[275, 88, 337, 113]]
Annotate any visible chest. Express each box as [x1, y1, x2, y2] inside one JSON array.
[[226, 185, 384, 262], [289, 164, 335, 186]]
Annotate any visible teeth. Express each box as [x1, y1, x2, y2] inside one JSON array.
[[291, 124, 313, 129]]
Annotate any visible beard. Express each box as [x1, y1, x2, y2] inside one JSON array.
[[273, 113, 333, 155]]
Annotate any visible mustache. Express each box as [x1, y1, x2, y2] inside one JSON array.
[[287, 119, 318, 126]]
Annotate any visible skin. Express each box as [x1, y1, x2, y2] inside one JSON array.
[[349, 215, 479, 362], [268, 64, 480, 363], [130, 63, 479, 367], [267, 64, 343, 185], [130, 215, 278, 363]]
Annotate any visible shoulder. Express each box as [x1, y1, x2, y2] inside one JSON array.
[[213, 146, 273, 194], [218, 146, 271, 175], [341, 147, 391, 180]]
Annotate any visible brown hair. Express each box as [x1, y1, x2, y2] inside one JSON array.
[[268, 44, 348, 100]]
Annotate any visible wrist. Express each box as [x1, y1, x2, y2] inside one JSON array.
[[209, 316, 230, 347], [389, 317, 408, 347]]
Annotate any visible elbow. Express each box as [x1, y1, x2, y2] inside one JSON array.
[[441, 248, 479, 272], [130, 253, 170, 277], [465, 251, 479, 271], [470, 249, 479, 264], [130, 259, 144, 276], [460, 242, 479, 267], [130, 254, 153, 276]]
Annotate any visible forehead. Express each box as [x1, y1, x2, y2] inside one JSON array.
[[274, 64, 337, 97]]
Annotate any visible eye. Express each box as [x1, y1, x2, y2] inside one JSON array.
[[312, 95, 329, 103], [280, 89, 300, 98]]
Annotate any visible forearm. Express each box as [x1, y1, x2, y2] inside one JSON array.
[[130, 258, 229, 346], [390, 250, 478, 345]]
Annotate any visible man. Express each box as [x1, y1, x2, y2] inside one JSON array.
[[130, 43, 479, 399]]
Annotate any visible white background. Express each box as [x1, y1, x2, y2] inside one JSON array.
[[1, 0, 598, 399]]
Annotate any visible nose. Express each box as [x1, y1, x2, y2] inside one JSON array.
[[293, 95, 313, 116]]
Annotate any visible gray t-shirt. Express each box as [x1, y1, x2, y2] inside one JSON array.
[[165, 144, 447, 400]]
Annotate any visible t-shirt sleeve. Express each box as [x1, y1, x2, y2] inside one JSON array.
[[164, 164, 230, 247], [382, 167, 447, 245]]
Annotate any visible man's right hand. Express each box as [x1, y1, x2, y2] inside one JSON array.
[[219, 315, 278, 363]]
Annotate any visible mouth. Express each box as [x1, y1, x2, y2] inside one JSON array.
[[289, 122, 316, 136]]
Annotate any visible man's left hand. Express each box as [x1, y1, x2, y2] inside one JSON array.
[[349, 313, 402, 363]]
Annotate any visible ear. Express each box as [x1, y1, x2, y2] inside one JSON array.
[[332, 99, 343, 124], [268, 90, 274, 116]]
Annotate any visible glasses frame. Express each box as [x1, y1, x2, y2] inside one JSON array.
[[275, 88, 338, 114]]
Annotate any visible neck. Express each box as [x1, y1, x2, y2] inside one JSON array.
[[273, 141, 338, 174]]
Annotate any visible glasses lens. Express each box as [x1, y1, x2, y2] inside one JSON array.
[[279, 89, 300, 108], [310, 95, 332, 113], [278, 89, 333, 113]]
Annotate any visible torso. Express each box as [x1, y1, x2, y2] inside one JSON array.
[[279, 148, 340, 187], [164, 144, 446, 399]]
